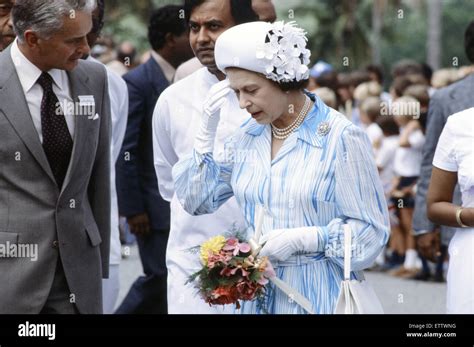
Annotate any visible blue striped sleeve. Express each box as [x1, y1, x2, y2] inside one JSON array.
[[322, 124, 390, 271], [173, 149, 235, 216]]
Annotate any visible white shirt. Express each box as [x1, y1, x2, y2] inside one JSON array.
[[87, 56, 129, 265], [433, 108, 474, 314], [376, 135, 399, 196], [173, 57, 203, 83], [365, 122, 383, 153], [152, 67, 248, 313], [10, 39, 75, 143], [433, 108, 474, 208], [393, 128, 425, 177]]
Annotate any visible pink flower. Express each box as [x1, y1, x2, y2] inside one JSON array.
[[257, 277, 269, 285], [223, 238, 239, 250], [263, 261, 276, 279], [238, 243, 251, 254]]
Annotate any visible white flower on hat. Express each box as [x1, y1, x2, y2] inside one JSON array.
[[256, 21, 311, 83]]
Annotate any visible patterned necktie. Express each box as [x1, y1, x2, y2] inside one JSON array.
[[37, 72, 73, 189]]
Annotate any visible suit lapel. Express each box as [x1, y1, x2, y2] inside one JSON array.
[[0, 48, 56, 184], [147, 58, 169, 94], [60, 64, 90, 195]]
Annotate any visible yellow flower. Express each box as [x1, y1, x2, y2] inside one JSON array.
[[200, 235, 226, 265]]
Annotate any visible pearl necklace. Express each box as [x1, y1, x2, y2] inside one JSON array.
[[271, 96, 311, 140]]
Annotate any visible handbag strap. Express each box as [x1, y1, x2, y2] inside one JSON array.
[[343, 224, 366, 281]]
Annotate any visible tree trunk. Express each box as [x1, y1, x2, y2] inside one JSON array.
[[371, 0, 386, 64], [426, 0, 442, 70]]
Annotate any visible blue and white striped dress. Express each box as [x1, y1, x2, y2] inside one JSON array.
[[173, 94, 389, 314]]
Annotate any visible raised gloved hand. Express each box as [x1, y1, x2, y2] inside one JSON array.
[[258, 227, 320, 262], [194, 79, 232, 154]]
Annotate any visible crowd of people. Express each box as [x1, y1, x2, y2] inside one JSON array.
[[0, 0, 472, 315]]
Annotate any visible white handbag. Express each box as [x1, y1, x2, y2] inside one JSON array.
[[334, 224, 384, 314]]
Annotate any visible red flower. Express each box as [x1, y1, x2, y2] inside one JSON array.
[[236, 280, 261, 301], [207, 286, 240, 308]]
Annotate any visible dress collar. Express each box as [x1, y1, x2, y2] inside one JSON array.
[[243, 92, 331, 148]]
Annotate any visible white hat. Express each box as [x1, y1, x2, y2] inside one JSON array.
[[215, 21, 311, 83]]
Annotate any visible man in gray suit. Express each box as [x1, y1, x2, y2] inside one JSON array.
[[413, 21, 474, 266], [0, 0, 111, 313]]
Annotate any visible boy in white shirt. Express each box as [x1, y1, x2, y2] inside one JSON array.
[[390, 96, 425, 277], [359, 96, 383, 155]]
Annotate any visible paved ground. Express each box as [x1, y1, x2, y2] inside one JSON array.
[[116, 244, 447, 314]]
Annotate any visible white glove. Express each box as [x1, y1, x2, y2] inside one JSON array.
[[259, 227, 319, 262], [194, 79, 232, 154]]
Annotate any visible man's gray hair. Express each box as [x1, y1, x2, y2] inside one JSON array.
[[12, 0, 96, 43]]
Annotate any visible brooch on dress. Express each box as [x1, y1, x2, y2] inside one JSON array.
[[317, 121, 331, 136]]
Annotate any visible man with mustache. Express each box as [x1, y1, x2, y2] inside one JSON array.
[[152, 0, 259, 313]]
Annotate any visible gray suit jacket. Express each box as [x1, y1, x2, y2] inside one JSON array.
[[413, 73, 474, 245], [0, 46, 111, 313]]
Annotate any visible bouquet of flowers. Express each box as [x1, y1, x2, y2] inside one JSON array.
[[187, 234, 275, 309]]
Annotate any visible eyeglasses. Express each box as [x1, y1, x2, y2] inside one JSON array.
[[0, 4, 13, 17]]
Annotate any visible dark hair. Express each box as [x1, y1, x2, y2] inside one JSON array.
[[184, 0, 258, 25], [365, 64, 384, 84], [315, 71, 338, 90], [376, 116, 399, 136], [418, 111, 428, 133], [148, 5, 187, 51], [91, 0, 105, 35], [420, 63, 433, 84], [277, 79, 309, 92], [391, 59, 422, 78], [465, 20, 474, 63], [349, 70, 371, 88], [391, 75, 412, 98]]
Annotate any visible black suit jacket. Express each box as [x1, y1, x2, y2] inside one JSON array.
[[116, 57, 171, 230]]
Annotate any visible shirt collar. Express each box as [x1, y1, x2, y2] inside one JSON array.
[[244, 92, 329, 148], [11, 39, 67, 93], [150, 50, 175, 83]]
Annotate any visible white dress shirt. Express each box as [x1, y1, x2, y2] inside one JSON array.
[[173, 57, 203, 83], [152, 67, 248, 313], [87, 56, 128, 266], [87, 56, 128, 314], [10, 39, 75, 143]]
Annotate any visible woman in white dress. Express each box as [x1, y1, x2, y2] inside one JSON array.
[[427, 107, 474, 314]]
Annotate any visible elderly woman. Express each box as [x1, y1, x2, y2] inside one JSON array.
[[427, 108, 474, 314], [173, 21, 389, 314]]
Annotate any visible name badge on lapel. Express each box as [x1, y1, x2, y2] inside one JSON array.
[[78, 95, 96, 119]]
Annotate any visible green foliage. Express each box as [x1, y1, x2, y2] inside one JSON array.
[[103, 0, 474, 71], [441, 0, 474, 67]]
